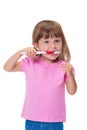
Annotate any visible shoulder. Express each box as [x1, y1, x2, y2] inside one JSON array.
[[21, 56, 40, 63], [20, 56, 40, 72]]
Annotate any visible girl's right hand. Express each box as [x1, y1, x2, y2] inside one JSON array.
[[21, 47, 37, 56], [3, 47, 37, 72]]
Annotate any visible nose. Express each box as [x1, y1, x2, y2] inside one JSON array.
[[50, 42, 56, 49]]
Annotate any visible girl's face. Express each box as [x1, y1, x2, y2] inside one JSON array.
[[34, 37, 62, 63]]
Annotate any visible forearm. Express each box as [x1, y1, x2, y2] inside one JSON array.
[[66, 72, 77, 95], [3, 50, 22, 71]]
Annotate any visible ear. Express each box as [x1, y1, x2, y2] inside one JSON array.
[[33, 42, 39, 50]]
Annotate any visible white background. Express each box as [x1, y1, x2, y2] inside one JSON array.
[[0, 0, 87, 130]]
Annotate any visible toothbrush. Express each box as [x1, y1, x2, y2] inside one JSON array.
[[21, 50, 60, 55]]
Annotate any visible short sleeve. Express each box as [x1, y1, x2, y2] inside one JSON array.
[[64, 67, 75, 82], [20, 56, 30, 72]]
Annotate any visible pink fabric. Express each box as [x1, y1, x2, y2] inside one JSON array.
[[20, 56, 73, 122]]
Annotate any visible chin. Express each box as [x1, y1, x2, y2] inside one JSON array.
[[46, 55, 59, 61]]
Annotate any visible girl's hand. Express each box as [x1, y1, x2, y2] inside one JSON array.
[[21, 47, 36, 56], [61, 62, 73, 75], [61, 62, 77, 95]]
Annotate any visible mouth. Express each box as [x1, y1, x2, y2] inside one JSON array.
[[46, 50, 60, 55]]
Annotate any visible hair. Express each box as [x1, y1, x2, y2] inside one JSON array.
[[32, 20, 71, 62]]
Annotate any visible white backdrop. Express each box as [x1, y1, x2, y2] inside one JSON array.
[[0, 0, 87, 130]]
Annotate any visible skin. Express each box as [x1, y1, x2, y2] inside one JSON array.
[[3, 36, 77, 95], [34, 37, 62, 63]]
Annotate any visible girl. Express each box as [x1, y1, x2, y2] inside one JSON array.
[[3, 20, 77, 130]]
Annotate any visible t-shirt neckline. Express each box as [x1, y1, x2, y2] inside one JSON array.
[[39, 57, 62, 68]]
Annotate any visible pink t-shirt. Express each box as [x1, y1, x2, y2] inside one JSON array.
[[20, 56, 73, 122]]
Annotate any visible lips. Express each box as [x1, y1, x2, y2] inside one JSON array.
[[46, 51, 56, 54]]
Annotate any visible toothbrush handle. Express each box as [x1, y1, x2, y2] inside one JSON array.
[[21, 51, 60, 55], [36, 51, 46, 54], [21, 51, 46, 55], [54, 51, 60, 54]]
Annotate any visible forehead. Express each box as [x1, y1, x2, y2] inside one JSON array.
[[33, 21, 63, 42], [39, 24, 62, 38]]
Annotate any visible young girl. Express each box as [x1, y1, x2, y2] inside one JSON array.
[[3, 20, 77, 130]]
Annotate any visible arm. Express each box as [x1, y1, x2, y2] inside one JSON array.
[[65, 72, 77, 95], [61, 62, 77, 95], [3, 47, 36, 72], [3, 50, 22, 72]]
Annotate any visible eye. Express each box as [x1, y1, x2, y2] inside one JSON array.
[[54, 39, 62, 44], [44, 40, 49, 44]]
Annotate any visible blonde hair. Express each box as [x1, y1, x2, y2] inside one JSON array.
[[32, 20, 71, 62]]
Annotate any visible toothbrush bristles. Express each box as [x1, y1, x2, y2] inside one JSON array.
[[46, 51, 60, 54]]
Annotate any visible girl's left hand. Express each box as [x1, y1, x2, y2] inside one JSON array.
[[61, 62, 72, 75]]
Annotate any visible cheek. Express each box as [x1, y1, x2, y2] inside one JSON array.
[[57, 43, 62, 49], [38, 44, 48, 51]]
